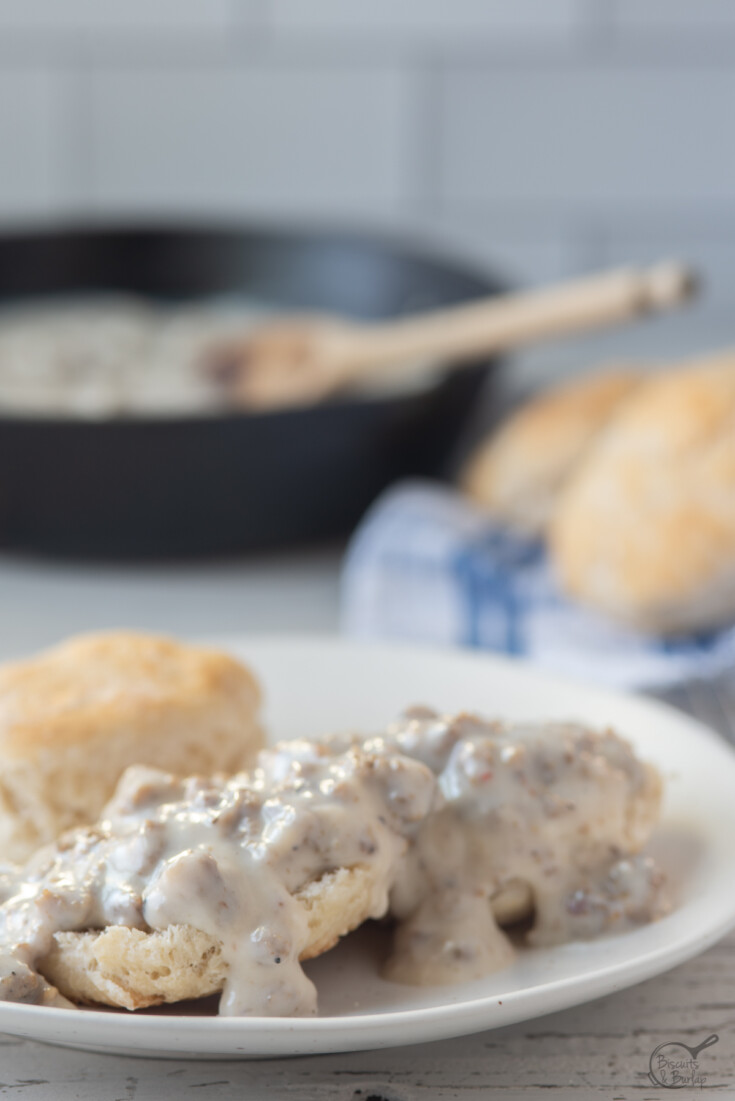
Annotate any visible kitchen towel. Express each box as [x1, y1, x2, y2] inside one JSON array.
[[342, 481, 735, 689]]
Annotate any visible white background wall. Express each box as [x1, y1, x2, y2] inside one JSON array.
[[0, 0, 732, 383]]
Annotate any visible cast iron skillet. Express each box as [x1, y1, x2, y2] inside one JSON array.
[[0, 225, 503, 558]]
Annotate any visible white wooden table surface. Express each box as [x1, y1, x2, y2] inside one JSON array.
[[0, 551, 733, 1099]]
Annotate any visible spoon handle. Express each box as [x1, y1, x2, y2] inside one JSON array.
[[344, 261, 697, 380]]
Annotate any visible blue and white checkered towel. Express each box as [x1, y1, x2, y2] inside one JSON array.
[[341, 481, 735, 689]]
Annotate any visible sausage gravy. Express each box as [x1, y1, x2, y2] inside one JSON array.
[[0, 710, 667, 1014]]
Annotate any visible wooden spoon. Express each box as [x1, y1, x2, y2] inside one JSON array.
[[207, 261, 696, 410]]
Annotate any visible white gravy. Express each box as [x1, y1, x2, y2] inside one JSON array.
[[0, 711, 667, 1014]]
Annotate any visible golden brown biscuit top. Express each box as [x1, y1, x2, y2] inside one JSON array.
[[591, 353, 735, 456], [550, 354, 735, 625], [491, 368, 640, 454], [0, 632, 260, 757], [461, 367, 640, 532]]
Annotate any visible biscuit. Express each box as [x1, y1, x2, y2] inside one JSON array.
[[0, 632, 263, 861], [461, 368, 640, 534], [550, 352, 735, 633], [39, 865, 378, 1010]]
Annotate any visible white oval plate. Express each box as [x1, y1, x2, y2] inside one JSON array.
[[1, 635, 734, 1060]]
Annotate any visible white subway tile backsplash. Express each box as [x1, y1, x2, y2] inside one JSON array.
[[270, 0, 582, 45], [0, 68, 70, 217], [439, 66, 735, 206], [405, 212, 582, 287], [86, 65, 416, 215], [614, 0, 735, 34], [0, 0, 234, 35]]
